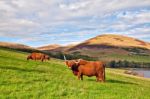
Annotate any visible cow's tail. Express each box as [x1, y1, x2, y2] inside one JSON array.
[[103, 63, 106, 82]]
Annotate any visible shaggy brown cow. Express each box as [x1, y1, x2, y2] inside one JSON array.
[[65, 58, 105, 82], [27, 52, 50, 62]]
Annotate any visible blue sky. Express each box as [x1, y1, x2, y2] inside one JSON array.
[[0, 0, 150, 47]]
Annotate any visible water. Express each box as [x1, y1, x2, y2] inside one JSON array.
[[131, 68, 150, 78]]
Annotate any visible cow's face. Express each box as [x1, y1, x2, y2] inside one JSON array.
[[46, 56, 50, 60], [27, 55, 32, 60], [65, 60, 76, 69]]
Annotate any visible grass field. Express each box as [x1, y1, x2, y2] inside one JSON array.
[[101, 53, 150, 62], [0, 48, 150, 99], [77, 49, 150, 63]]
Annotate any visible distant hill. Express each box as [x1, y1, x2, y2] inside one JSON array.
[[69, 34, 150, 50], [0, 42, 32, 49], [2, 34, 150, 62], [36, 34, 150, 62], [37, 34, 150, 56], [37, 44, 76, 53], [0, 42, 38, 53], [37, 44, 61, 51], [65, 34, 150, 61]]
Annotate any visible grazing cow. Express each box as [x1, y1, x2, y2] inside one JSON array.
[[27, 52, 50, 62], [64, 56, 105, 82]]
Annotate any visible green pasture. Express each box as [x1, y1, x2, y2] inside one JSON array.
[[0, 48, 150, 99]]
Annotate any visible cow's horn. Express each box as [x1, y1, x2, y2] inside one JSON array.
[[63, 55, 67, 61], [78, 59, 81, 63], [74, 59, 81, 64], [74, 60, 78, 63]]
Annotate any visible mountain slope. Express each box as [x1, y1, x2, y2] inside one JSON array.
[[0, 42, 32, 49], [70, 34, 150, 50], [37, 44, 61, 51], [65, 34, 150, 60], [37, 44, 76, 52], [0, 41, 38, 53]]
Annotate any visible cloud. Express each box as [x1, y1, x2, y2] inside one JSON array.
[[59, 1, 90, 10], [117, 10, 150, 24], [0, 0, 150, 46]]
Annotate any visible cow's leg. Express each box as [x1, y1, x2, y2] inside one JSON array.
[[102, 72, 105, 82], [95, 74, 99, 82], [100, 70, 105, 82], [77, 72, 81, 80], [96, 76, 99, 82], [98, 72, 103, 82], [81, 74, 83, 80], [41, 57, 44, 62], [99, 77, 103, 82]]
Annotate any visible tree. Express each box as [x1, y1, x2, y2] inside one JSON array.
[[109, 60, 116, 68]]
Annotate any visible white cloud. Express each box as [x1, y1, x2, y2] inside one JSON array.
[[101, 27, 150, 41], [59, 1, 90, 11], [0, 0, 150, 46], [117, 10, 150, 24]]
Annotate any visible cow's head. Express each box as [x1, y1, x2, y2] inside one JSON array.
[[64, 55, 78, 69], [65, 60, 76, 69], [27, 55, 32, 60], [65, 59, 80, 76], [45, 55, 50, 60], [64, 55, 88, 68]]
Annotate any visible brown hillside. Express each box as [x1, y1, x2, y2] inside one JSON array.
[[37, 44, 61, 51], [38, 44, 76, 52], [66, 34, 150, 58], [0, 42, 33, 49], [69, 34, 150, 50]]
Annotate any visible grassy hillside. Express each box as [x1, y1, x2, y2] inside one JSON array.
[[0, 48, 150, 99], [98, 53, 150, 62], [71, 49, 150, 63], [37, 44, 61, 51]]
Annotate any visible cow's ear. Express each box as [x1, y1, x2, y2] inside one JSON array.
[[78, 59, 87, 65]]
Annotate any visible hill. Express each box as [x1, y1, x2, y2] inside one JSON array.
[[38, 44, 76, 53], [37, 44, 61, 51], [0, 42, 40, 53], [0, 47, 150, 98], [36, 34, 150, 63], [65, 34, 150, 61], [73, 34, 150, 49], [0, 42, 32, 49]]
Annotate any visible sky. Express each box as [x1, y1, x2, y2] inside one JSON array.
[[0, 0, 150, 47]]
